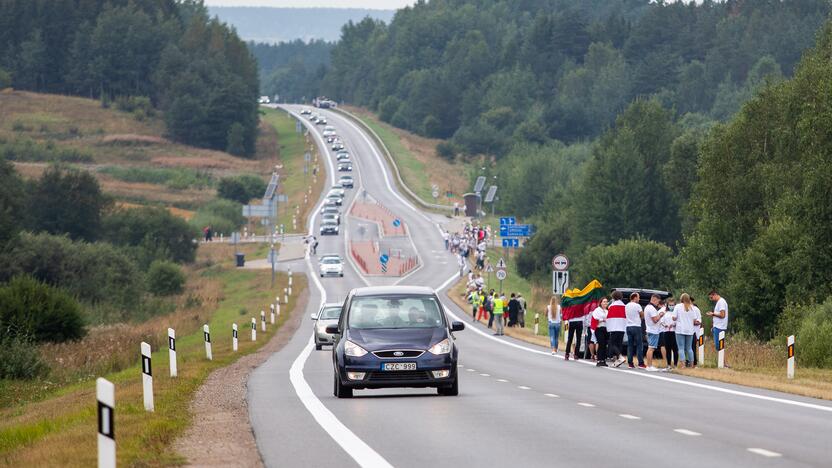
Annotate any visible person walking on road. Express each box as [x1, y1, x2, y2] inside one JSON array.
[[674, 293, 701, 368], [591, 297, 609, 367], [493, 293, 505, 336], [507, 293, 520, 327], [660, 298, 678, 369], [547, 296, 562, 355], [707, 289, 729, 367], [564, 308, 584, 361], [607, 290, 627, 367], [644, 294, 664, 371], [625, 292, 645, 368]]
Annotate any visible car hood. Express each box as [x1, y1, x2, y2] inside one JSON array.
[[348, 327, 446, 351]]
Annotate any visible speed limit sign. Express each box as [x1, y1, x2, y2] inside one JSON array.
[[496, 269, 507, 281]]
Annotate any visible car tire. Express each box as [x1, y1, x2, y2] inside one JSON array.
[[438, 375, 459, 396], [339, 273, 344, 277], [320, 273, 324, 277], [334, 372, 353, 398]]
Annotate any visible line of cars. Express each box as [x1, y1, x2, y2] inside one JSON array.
[[300, 108, 327, 125]]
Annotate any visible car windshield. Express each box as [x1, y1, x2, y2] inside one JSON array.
[[320, 306, 341, 320], [348, 295, 444, 329], [322, 257, 341, 264]]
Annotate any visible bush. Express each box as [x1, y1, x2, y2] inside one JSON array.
[[0, 138, 93, 163], [0, 68, 11, 89], [114, 96, 154, 119], [97, 166, 213, 190], [27, 165, 108, 241], [146, 260, 186, 296], [787, 299, 832, 368], [574, 238, 676, 290], [0, 333, 47, 379], [102, 207, 198, 266], [0, 276, 85, 343], [435, 141, 457, 161], [190, 199, 245, 236], [217, 174, 266, 204]]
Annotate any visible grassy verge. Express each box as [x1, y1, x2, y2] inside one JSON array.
[[0, 243, 306, 466], [261, 107, 325, 233]]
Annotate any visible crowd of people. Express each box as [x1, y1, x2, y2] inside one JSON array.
[[550, 290, 728, 371], [443, 223, 490, 277], [466, 287, 528, 336]]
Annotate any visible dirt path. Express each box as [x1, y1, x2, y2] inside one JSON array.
[[173, 284, 309, 467]]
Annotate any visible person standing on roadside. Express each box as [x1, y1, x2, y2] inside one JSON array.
[[468, 289, 480, 321], [606, 290, 627, 367], [517, 293, 527, 328], [625, 292, 645, 368], [644, 294, 664, 371], [591, 297, 609, 366], [492, 293, 505, 336], [674, 293, 701, 368], [660, 298, 678, 369], [564, 307, 584, 361], [547, 296, 562, 355], [486, 289, 496, 328], [707, 289, 729, 367], [507, 293, 520, 327]]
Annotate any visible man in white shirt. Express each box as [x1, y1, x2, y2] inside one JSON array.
[[625, 292, 645, 368], [644, 295, 665, 371], [707, 289, 729, 366]]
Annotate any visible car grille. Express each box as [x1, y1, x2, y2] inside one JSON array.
[[372, 350, 424, 358], [367, 371, 431, 381]]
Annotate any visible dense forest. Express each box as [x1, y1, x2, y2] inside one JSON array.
[[0, 0, 259, 156], [250, 39, 334, 102]]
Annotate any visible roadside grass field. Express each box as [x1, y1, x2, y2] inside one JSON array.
[[0, 242, 305, 466], [261, 107, 325, 233], [341, 106, 468, 206]]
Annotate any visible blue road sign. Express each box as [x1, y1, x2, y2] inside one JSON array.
[[379, 254, 389, 264], [499, 217, 516, 225], [502, 238, 520, 248], [500, 224, 531, 237], [392, 219, 401, 228]]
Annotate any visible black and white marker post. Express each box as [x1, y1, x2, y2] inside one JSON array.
[[284, 288, 288, 304], [697, 329, 705, 363], [232, 323, 238, 352], [97, 377, 116, 468], [141, 341, 154, 412], [203, 324, 212, 361], [270, 303, 275, 324], [251, 317, 257, 341], [168, 328, 177, 378], [787, 335, 795, 379], [261, 310, 266, 332]]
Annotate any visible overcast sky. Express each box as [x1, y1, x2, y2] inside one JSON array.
[[205, 0, 416, 9]]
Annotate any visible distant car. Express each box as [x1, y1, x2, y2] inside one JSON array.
[[320, 205, 341, 223], [316, 118, 327, 125], [320, 219, 339, 235], [325, 126, 336, 132], [300, 109, 312, 115], [310, 116, 319, 122], [326, 192, 343, 206], [336, 151, 350, 161], [323, 130, 336, 138], [326, 136, 339, 144], [327, 285, 465, 398], [312, 302, 343, 350], [338, 162, 353, 172], [329, 186, 345, 197], [331, 143, 345, 151], [322, 213, 340, 226], [318, 255, 344, 279], [339, 175, 354, 188]]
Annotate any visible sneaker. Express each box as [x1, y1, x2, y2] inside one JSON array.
[[638, 364, 647, 369], [596, 361, 608, 367], [628, 364, 635, 369], [551, 351, 556, 356], [646, 366, 658, 372], [564, 354, 570, 361], [614, 357, 626, 368]]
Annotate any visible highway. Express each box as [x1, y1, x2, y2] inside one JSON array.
[[247, 105, 832, 468]]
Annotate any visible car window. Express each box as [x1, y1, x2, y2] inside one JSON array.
[[348, 295, 444, 329], [320, 306, 341, 320], [322, 257, 341, 264]]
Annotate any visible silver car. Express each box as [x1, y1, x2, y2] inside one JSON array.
[[319, 255, 344, 277], [313, 302, 343, 349]]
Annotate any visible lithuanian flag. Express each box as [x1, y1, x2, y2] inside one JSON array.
[[560, 280, 604, 320]]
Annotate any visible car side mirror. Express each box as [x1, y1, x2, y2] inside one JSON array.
[[450, 321, 465, 332], [311, 313, 318, 320], [325, 324, 340, 334]]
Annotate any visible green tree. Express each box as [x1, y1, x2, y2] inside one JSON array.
[[27, 166, 109, 242], [0, 276, 85, 343], [16, 29, 48, 90], [0, 159, 24, 247], [146, 260, 186, 296], [573, 238, 676, 289], [102, 207, 198, 266], [226, 122, 246, 156]]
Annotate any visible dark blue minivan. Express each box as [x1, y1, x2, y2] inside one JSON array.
[[326, 286, 465, 398]]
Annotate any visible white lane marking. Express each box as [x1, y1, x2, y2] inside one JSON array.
[[479, 373, 490, 377], [496, 379, 509, 383], [457, 364, 464, 368], [466, 368, 476, 372], [577, 402, 595, 408], [517, 386, 531, 390], [674, 429, 701, 436], [436, 271, 832, 415], [544, 393, 559, 398], [747, 448, 782, 458], [619, 414, 641, 420]]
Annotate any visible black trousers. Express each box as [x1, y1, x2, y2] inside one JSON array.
[[595, 328, 608, 361], [566, 321, 583, 356], [487, 310, 494, 328], [660, 331, 678, 366], [608, 331, 625, 359]]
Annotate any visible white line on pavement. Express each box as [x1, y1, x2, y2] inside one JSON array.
[[577, 402, 595, 408], [544, 393, 559, 398], [619, 414, 641, 420], [466, 368, 476, 372], [517, 386, 531, 390], [674, 429, 701, 436], [479, 373, 490, 377], [747, 448, 782, 458], [496, 379, 509, 383]]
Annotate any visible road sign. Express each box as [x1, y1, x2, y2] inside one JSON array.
[[432, 188, 439, 198], [231, 232, 240, 244], [304, 151, 311, 161], [496, 258, 507, 269], [552, 254, 569, 271], [474, 176, 486, 193], [379, 254, 389, 264], [484, 186, 498, 203], [485, 264, 494, 273], [499, 217, 516, 225], [268, 250, 277, 264], [552, 271, 569, 295], [501, 238, 519, 248], [392, 218, 401, 228], [381, 263, 387, 273], [495, 269, 507, 281], [242, 204, 273, 217], [500, 224, 531, 237]]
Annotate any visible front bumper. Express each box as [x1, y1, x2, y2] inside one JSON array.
[[337, 353, 457, 389], [320, 268, 343, 276]]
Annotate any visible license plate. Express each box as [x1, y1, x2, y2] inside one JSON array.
[[382, 362, 416, 371]]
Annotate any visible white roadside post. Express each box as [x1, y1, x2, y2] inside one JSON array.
[[168, 328, 177, 378], [276, 297, 281, 317], [232, 323, 239, 352], [284, 288, 289, 304], [203, 324, 212, 361], [534, 312, 539, 335], [717, 330, 726, 368], [251, 317, 257, 341], [787, 335, 795, 379], [270, 304, 275, 324], [697, 328, 705, 364], [96, 377, 116, 468], [261, 310, 266, 332], [140, 342, 154, 412]]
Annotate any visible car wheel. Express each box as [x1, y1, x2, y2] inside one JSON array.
[[320, 273, 324, 277], [334, 372, 353, 398], [339, 273, 344, 277], [438, 375, 459, 396]]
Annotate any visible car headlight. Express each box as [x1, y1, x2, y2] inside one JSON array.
[[428, 338, 451, 355], [344, 340, 368, 357]]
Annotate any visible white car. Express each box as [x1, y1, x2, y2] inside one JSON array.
[[312, 302, 343, 350], [319, 255, 344, 278]]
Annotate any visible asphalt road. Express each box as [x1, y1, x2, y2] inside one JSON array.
[[247, 105, 832, 468]]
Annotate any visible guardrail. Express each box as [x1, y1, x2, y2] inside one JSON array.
[[331, 107, 454, 214]]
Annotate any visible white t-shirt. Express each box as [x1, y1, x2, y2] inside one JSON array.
[[713, 297, 729, 329], [660, 308, 675, 332], [674, 303, 702, 335], [591, 306, 607, 328], [547, 304, 561, 324], [645, 304, 663, 334], [625, 301, 643, 327]]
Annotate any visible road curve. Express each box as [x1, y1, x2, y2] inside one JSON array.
[[247, 105, 832, 468]]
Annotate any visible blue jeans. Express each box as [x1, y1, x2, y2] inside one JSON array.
[[626, 326, 644, 365], [548, 322, 561, 350], [713, 327, 725, 352], [677, 334, 695, 363]]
